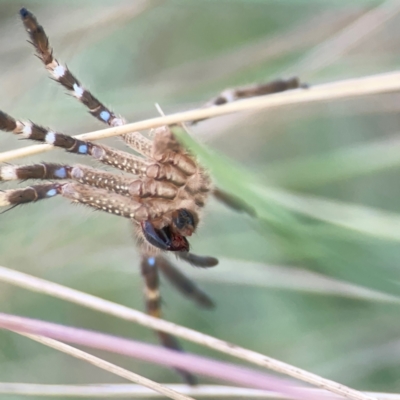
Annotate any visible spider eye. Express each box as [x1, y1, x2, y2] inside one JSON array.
[[172, 209, 196, 236], [141, 221, 189, 252]]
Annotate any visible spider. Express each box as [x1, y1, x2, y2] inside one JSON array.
[[0, 8, 302, 384]]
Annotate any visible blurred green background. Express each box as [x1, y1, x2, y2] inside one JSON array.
[[1, 0, 400, 398]]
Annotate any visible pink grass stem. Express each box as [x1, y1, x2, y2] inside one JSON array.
[[0, 312, 324, 400]]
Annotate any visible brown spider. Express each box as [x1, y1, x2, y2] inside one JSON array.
[[0, 8, 302, 384]]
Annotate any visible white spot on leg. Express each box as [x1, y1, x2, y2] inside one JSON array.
[[20, 123, 32, 138], [45, 131, 56, 144], [52, 65, 66, 79], [0, 166, 17, 181], [73, 83, 84, 98]]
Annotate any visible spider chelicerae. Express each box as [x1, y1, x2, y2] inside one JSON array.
[[0, 8, 302, 384]]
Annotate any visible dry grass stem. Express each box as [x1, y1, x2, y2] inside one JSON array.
[[0, 71, 400, 163], [14, 332, 194, 400], [1, 383, 400, 399], [0, 266, 376, 400]]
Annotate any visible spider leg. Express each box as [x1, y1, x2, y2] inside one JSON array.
[[0, 160, 201, 226], [123, 132, 153, 158], [19, 8, 153, 158], [20, 8, 124, 127], [190, 77, 306, 125], [203, 77, 304, 107], [0, 164, 178, 200], [0, 111, 197, 189], [0, 182, 152, 221], [0, 183, 63, 207], [145, 126, 211, 192], [176, 252, 219, 268], [152, 126, 198, 174], [0, 110, 149, 176], [157, 256, 215, 308], [141, 255, 197, 385]]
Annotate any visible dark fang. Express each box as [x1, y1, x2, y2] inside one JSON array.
[[141, 221, 189, 252], [142, 221, 169, 250]]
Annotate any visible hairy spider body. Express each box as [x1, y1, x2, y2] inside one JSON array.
[[0, 8, 303, 384]]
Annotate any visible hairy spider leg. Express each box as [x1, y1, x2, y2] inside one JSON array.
[[19, 7, 153, 158], [0, 111, 196, 199], [0, 162, 178, 200], [0, 181, 149, 220], [156, 256, 215, 307], [20, 8, 123, 127], [0, 111, 149, 175], [176, 252, 219, 268], [204, 77, 303, 107], [141, 256, 198, 385], [189, 77, 306, 128]]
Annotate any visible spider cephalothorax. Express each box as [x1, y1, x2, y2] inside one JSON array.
[[132, 124, 211, 254], [0, 8, 303, 384]]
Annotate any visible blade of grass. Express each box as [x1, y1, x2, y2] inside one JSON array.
[[174, 125, 400, 296], [189, 258, 400, 303], [175, 126, 400, 243], [264, 137, 400, 189]]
